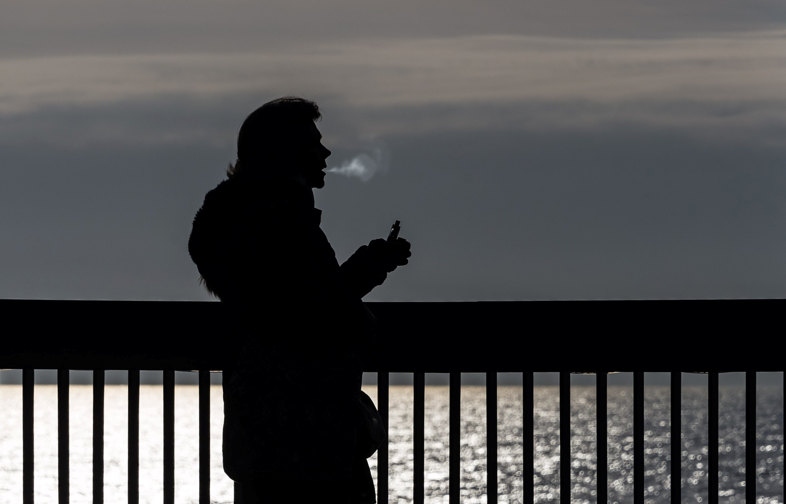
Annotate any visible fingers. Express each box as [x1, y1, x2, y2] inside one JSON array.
[[367, 237, 411, 270], [389, 237, 411, 266]]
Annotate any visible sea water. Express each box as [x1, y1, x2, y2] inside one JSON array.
[[0, 380, 783, 503]]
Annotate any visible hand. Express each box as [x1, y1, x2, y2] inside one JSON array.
[[367, 237, 411, 273], [386, 237, 411, 268]]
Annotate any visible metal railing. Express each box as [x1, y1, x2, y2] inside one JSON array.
[[1, 298, 784, 503]]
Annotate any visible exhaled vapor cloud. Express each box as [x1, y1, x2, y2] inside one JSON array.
[[327, 147, 388, 182]]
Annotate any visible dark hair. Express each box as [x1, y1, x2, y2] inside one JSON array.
[[228, 96, 321, 178]]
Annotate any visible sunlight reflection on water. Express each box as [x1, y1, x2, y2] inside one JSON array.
[[0, 378, 783, 504]]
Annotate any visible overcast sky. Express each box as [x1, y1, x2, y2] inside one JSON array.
[[2, 0, 786, 303]]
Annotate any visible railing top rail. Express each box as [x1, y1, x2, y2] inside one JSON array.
[[1, 298, 784, 372]]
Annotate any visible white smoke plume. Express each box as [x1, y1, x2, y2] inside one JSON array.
[[327, 146, 388, 182]]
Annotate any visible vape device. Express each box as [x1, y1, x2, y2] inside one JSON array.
[[387, 220, 401, 241]]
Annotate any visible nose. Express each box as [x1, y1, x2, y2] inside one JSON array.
[[321, 144, 331, 159]]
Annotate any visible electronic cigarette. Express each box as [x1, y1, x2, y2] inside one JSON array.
[[387, 220, 401, 241]]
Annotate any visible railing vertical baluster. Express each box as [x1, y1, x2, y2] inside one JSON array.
[[449, 371, 461, 504], [745, 371, 757, 503], [23, 368, 34, 504], [128, 369, 140, 504], [670, 372, 681, 504], [596, 372, 607, 504], [93, 369, 105, 504], [522, 371, 534, 504], [486, 371, 497, 504], [560, 371, 570, 504], [163, 370, 175, 504], [708, 372, 718, 504], [377, 371, 390, 504], [198, 369, 210, 504], [413, 371, 425, 504], [58, 369, 70, 504], [633, 371, 643, 504]]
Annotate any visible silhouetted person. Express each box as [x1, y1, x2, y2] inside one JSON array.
[[188, 96, 411, 504]]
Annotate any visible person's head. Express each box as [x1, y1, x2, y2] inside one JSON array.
[[228, 96, 332, 188]]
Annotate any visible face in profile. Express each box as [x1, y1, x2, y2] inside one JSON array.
[[290, 121, 332, 189]]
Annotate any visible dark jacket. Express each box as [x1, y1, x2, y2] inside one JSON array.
[[188, 174, 387, 495]]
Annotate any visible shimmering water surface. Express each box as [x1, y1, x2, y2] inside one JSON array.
[[0, 377, 783, 503]]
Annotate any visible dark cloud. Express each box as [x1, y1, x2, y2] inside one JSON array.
[[2, 0, 785, 302], [322, 122, 786, 301], [4, 0, 786, 59], [2, 92, 785, 301]]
